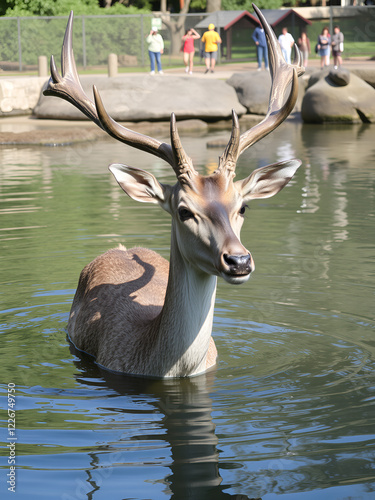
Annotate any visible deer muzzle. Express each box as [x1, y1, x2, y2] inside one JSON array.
[[220, 251, 254, 284]]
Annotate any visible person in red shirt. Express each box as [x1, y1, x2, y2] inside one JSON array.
[[182, 28, 200, 74]]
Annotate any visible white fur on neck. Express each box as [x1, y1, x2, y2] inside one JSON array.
[[151, 236, 217, 378]]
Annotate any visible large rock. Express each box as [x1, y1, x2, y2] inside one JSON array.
[[227, 70, 307, 115], [34, 74, 246, 122], [227, 70, 271, 115], [0, 77, 47, 116], [351, 66, 375, 89], [301, 69, 375, 123], [306, 67, 350, 89], [329, 67, 350, 86]]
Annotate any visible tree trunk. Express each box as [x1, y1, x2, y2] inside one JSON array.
[[206, 0, 221, 12], [160, 0, 192, 55]]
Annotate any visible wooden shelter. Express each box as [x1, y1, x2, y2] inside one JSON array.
[[195, 9, 311, 60]]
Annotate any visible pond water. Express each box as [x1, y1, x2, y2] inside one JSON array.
[[0, 121, 374, 500]]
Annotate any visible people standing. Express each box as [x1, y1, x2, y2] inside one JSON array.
[[297, 31, 311, 67], [201, 23, 222, 74], [146, 28, 164, 75], [182, 28, 200, 74], [331, 25, 344, 69], [252, 25, 268, 71], [317, 27, 331, 69], [278, 27, 294, 64]]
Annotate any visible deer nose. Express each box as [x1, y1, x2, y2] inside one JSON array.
[[223, 253, 253, 275]]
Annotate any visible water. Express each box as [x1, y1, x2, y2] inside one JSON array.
[[0, 121, 374, 499]]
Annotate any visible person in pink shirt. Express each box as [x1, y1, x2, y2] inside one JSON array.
[[182, 28, 200, 74]]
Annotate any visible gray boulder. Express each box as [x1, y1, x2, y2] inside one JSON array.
[[34, 74, 246, 122], [301, 69, 375, 123], [227, 69, 306, 115], [227, 70, 271, 115], [351, 66, 375, 89], [306, 67, 350, 89], [329, 67, 350, 86]]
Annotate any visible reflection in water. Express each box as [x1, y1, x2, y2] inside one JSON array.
[[71, 346, 258, 500], [276, 141, 295, 163]]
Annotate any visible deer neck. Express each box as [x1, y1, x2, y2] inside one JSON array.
[[153, 225, 217, 378]]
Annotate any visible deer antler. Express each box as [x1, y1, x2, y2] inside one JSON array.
[[219, 4, 305, 174], [43, 11, 196, 176], [216, 110, 240, 178]]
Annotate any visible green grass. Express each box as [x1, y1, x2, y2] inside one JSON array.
[[1, 40, 372, 78], [341, 41, 374, 57]]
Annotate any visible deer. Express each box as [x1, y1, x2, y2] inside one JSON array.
[[44, 5, 304, 379]]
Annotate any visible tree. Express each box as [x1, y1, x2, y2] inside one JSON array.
[[158, 0, 193, 55], [0, 0, 99, 16], [0, 0, 150, 16], [190, 0, 284, 11], [221, 0, 283, 9], [206, 0, 221, 12]]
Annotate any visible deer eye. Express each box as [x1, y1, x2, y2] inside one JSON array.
[[178, 207, 194, 221], [239, 204, 248, 216]]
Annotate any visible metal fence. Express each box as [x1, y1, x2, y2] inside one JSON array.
[[0, 7, 373, 72], [0, 12, 213, 71]]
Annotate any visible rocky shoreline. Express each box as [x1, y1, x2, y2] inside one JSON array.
[[0, 61, 374, 145]]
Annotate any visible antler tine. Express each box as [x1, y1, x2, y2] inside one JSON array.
[[170, 112, 197, 179], [293, 43, 302, 67], [217, 109, 240, 176], [44, 11, 102, 128], [60, 11, 80, 85], [44, 11, 175, 168], [236, 4, 305, 158], [93, 87, 174, 166]]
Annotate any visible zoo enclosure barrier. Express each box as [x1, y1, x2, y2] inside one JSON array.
[[0, 6, 373, 72]]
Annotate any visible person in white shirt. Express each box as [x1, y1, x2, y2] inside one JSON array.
[[146, 28, 164, 75], [278, 27, 294, 64]]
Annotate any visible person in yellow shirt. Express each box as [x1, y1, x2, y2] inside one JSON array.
[[201, 23, 222, 74]]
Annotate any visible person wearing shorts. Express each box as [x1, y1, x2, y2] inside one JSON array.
[[182, 28, 200, 74], [331, 26, 344, 69], [201, 23, 222, 74]]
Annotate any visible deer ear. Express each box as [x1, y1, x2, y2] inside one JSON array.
[[109, 164, 169, 206], [236, 159, 301, 201]]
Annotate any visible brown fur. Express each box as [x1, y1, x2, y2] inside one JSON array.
[[68, 247, 169, 370]]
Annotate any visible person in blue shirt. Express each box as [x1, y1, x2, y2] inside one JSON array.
[[252, 25, 269, 71]]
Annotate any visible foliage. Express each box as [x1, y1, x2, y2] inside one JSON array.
[[190, 0, 308, 11], [0, 0, 150, 16], [221, 0, 283, 10], [190, 0, 206, 11]]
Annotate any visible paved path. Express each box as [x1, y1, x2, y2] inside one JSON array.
[[160, 57, 375, 79]]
